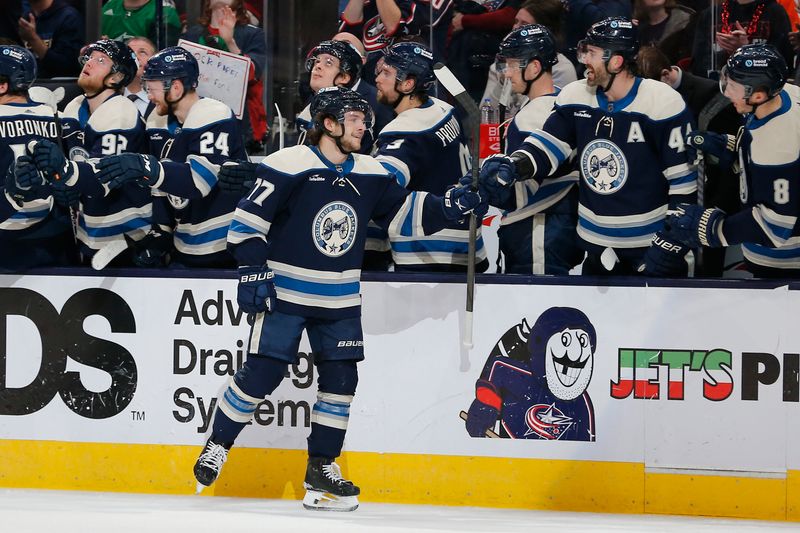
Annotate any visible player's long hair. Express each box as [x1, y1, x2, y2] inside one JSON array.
[[197, 0, 251, 27]]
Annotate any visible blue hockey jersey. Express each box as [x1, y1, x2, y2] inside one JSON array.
[[60, 93, 151, 255], [148, 97, 247, 266], [514, 78, 698, 253], [502, 91, 578, 226], [720, 85, 800, 270], [373, 97, 487, 269], [227, 145, 463, 318]]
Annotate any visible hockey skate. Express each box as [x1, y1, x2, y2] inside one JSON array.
[[302, 457, 360, 511], [193, 439, 229, 494]]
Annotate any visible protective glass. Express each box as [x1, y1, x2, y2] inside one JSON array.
[[340, 109, 374, 131], [142, 79, 170, 94], [576, 41, 609, 65], [79, 53, 110, 68], [305, 54, 340, 73], [719, 66, 752, 100], [495, 56, 528, 75]]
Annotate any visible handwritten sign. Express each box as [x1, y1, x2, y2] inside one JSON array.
[[177, 39, 251, 119]]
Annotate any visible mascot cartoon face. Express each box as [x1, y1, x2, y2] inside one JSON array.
[[528, 307, 597, 401]]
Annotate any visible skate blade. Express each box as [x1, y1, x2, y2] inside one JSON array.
[[195, 482, 208, 495], [302, 490, 359, 512]]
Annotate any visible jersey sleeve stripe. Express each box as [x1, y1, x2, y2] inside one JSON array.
[[188, 157, 218, 196], [377, 156, 411, 187]]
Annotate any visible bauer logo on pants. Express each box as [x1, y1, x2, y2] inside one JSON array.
[[462, 307, 596, 441]]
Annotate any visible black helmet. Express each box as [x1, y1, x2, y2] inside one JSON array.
[[143, 46, 200, 90], [380, 41, 436, 92], [579, 17, 639, 63], [0, 45, 36, 92], [497, 24, 558, 70], [722, 44, 787, 99], [311, 86, 374, 130], [305, 40, 363, 88], [80, 39, 139, 89]]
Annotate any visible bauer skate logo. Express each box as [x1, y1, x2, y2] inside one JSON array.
[[581, 139, 628, 194], [337, 340, 364, 347], [0, 287, 137, 419], [312, 202, 358, 257]]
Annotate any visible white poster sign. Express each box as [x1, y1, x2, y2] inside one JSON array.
[[177, 39, 250, 119]]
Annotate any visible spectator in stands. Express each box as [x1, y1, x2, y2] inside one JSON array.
[[634, 0, 695, 63], [124, 36, 156, 118], [101, 0, 182, 48], [560, 0, 632, 66], [16, 0, 84, 78], [691, 0, 792, 78], [448, 0, 522, 102], [182, 0, 267, 153], [482, 0, 578, 108]]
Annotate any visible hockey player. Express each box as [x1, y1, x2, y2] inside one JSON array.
[[479, 17, 698, 276], [660, 44, 800, 278], [134, 46, 247, 268], [0, 45, 76, 270], [192, 86, 486, 511], [492, 24, 582, 275], [373, 41, 488, 272], [28, 39, 151, 266]]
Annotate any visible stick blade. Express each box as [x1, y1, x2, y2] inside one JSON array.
[[91, 239, 129, 270], [433, 63, 468, 99]]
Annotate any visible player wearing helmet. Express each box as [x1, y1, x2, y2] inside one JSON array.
[[480, 17, 699, 277], [192, 86, 487, 511]]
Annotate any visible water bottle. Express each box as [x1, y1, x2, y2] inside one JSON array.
[[479, 98, 500, 161]]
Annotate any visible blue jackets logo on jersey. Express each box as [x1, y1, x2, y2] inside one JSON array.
[[581, 139, 628, 194], [313, 202, 358, 257], [463, 307, 597, 441], [168, 194, 190, 210]]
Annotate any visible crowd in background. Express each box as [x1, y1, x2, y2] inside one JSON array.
[[1, 0, 799, 279]]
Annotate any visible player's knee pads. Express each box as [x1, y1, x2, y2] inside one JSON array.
[[312, 360, 358, 431], [220, 356, 287, 423]]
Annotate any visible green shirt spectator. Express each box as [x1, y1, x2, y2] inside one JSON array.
[[101, 0, 182, 47]]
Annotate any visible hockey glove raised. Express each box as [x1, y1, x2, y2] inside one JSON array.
[[465, 380, 501, 437], [685, 130, 740, 169], [96, 153, 163, 190], [217, 160, 258, 194], [5, 156, 48, 204], [237, 265, 276, 315], [28, 139, 76, 184], [637, 231, 690, 277], [442, 176, 488, 221], [127, 230, 172, 268], [665, 203, 726, 248]]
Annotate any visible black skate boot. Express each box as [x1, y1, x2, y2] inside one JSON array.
[[193, 439, 230, 493], [302, 457, 360, 511]]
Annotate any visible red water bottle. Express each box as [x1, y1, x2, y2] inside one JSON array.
[[479, 98, 500, 162]]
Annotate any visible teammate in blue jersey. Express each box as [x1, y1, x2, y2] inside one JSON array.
[[36, 39, 151, 265], [492, 24, 582, 275], [192, 86, 486, 511], [296, 38, 390, 155], [465, 307, 596, 441], [479, 17, 698, 276], [0, 45, 76, 270], [136, 46, 247, 268], [373, 41, 489, 272], [660, 45, 800, 279]]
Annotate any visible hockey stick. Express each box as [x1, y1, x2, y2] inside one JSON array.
[[433, 63, 480, 349], [459, 410, 500, 438], [274, 103, 285, 150]]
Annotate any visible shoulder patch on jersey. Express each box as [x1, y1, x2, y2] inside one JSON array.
[[89, 95, 142, 132], [62, 95, 87, 120], [351, 153, 393, 176], [380, 97, 454, 135], [625, 79, 687, 120], [182, 98, 234, 130], [556, 80, 596, 107]]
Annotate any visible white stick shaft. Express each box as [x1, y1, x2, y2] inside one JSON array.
[[274, 103, 285, 150]]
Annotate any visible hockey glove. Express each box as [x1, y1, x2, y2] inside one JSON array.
[[442, 176, 488, 221], [665, 203, 726, 248], [29, 139, 75, 184], [465, 380, 501, 437], [96, 153, 163, 190], [5, 156, 48, 204], [478, 154, 518, 206], [237, 265, 276, 315], [127, 230, 172, 268], [217, 160, 258, 194], [637, 231, 690, 277], [50, 182, 80, 208], [685, 130, 740, 169]]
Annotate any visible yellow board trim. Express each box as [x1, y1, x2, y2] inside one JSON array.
[[0, 440, 796, 521]]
